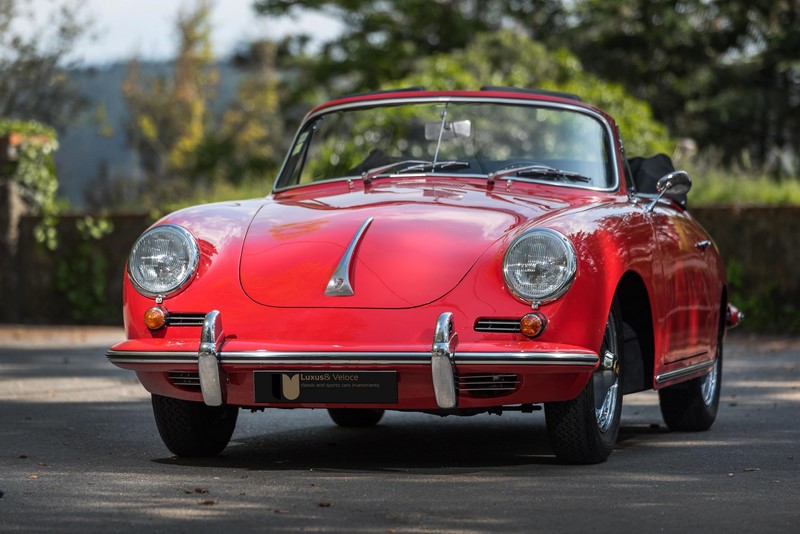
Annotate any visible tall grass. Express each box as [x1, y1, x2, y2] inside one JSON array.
[[680, 152, 800, 206]]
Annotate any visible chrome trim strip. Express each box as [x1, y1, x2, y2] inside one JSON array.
[[324, 216, 374, 297], [198, 310, 224, 406], [107, 349, 598, 367], [456, 353, 598, 366], [655, 358, 716, 385], [107, 350, 197, 363], [431, 312, 458, 409]]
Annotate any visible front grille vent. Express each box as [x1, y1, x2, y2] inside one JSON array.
[[474, 318, 521, 333], [458, 374, 520, 398], [167, 313, 206, 327], [168, 372, 201, 390]]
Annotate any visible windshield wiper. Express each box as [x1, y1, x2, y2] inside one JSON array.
[[488, 164, 591, 184], [361, 160, 470, 182], [361, 160, 431, 183], [398, 160, 471, 174]]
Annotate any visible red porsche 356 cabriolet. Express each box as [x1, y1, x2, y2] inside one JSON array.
[[108, 87, 740, 463]]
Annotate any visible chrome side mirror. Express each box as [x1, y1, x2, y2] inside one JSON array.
[[646, 171, 692, 212]]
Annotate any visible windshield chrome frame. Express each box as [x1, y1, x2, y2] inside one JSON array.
[[272, 96, 621, 194]]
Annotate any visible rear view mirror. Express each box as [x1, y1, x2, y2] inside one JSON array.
[[656, 171, 692, 196], [425, 120, 472, 141], [647, 171, 692, 212]]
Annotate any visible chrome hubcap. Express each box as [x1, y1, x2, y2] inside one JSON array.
[[700, 359, 719, 406], [593, 313, 620, 433]]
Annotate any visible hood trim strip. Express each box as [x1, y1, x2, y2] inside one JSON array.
[[324, 216, 374, 297]]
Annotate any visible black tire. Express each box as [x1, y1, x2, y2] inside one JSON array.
[[659, 338, 722, 431], [151, 394, 238, 457], [545, 300, 624, 464], [327, 408, 385, 427]]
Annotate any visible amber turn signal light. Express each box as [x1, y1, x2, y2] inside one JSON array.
[[144, 306, 168, 330], [520, 312, 547, 338]]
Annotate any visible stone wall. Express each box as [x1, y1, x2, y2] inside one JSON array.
[[3, 214, 151, 325]]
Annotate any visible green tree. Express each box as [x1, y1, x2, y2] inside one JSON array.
[[123, 0, 218, 199], [256, 0, 799, 173], [394, 31, 671, 157], [255, 0, 501, 95], [0, 0, 91, 130], [557, 0, 799, 171], [195, 39, 284, 187], [123, 1, 283, 208]]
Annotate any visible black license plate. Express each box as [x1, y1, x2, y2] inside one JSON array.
[[254, 371, 398, 404]]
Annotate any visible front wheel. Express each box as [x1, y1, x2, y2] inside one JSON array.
[[327, 409, 384, 427], [545, 301, 624, 464], [659, 339, 722, 431], [151, 394, 238, 457]]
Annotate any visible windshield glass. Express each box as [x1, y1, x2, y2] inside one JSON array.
[[277, 100, 613, 189]]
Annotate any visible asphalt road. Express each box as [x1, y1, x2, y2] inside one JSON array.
[[0, 329, 798, 533]]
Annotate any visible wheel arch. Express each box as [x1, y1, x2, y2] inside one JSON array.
[[616, 271, 655, 395]]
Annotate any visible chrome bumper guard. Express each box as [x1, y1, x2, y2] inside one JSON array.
[[431, 312, 458, 409], [198, 310, 225, 406]]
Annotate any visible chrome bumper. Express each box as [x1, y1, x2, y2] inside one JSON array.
[[107, 310, 600, 408]]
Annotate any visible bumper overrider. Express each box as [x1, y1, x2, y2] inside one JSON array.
[[107, 311, 599, 409]]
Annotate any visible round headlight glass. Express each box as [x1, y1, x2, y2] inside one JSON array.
[[128, 225, 200, 297], [503, 229, 577, 303]]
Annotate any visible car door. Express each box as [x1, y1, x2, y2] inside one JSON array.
[[648, 199, 716, 364]]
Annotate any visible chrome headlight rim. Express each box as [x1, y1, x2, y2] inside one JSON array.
[[502, 228, 577, 305], [127, 224, 200, 298]]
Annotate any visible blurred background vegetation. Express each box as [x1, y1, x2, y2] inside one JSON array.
[[1, 0, 798, 211], [1, 0, 799, 329]]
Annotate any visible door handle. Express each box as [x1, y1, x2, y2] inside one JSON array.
[[695, 240, 712, 251]]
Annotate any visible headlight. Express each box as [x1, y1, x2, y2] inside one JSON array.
[[503, 229, 576, 303], [128, 224, 200, 297]]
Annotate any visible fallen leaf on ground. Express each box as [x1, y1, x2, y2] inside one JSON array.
[[198, 499, 217, 506]]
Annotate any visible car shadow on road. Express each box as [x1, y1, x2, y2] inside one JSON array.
[[152, 416, 670, 472]]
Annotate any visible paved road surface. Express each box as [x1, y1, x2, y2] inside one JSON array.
[[0, 329, 798, 532]]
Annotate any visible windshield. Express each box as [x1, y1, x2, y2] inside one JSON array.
[[276, 100, 614, 190]]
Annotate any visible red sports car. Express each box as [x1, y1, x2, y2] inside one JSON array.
[[108, 87, 741, 463]]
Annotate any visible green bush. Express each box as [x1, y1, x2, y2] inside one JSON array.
[[0, 119, 61, 249]]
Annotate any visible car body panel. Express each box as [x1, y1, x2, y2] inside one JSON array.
[[110, 89, 730, 419]]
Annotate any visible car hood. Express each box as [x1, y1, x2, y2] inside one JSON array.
[[239, 179, 576, 308]]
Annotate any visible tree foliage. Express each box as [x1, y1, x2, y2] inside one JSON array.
[[255, 0, 503, 94], [122, 1, 283, 207], [123, 1, 217, 192], [395, 31, 671, 157], [0, 0, 90, 130], [562, 0, 800, 170], [255, 0, 799, 173]]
